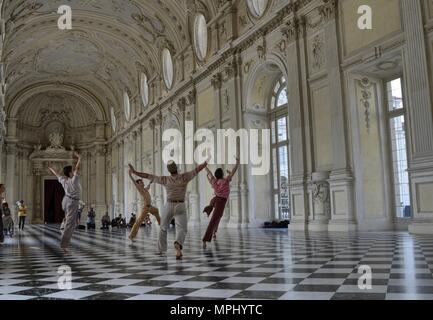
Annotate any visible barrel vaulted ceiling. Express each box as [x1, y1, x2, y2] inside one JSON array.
[[1, 0, 220, 126]]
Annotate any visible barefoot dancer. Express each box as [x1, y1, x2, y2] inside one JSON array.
[[129, 160, 208, 259], [128, 169, 161, 242], [48, 152, 82, 254], [202, 157, 240, 249]]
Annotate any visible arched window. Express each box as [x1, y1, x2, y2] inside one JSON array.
[[269, 76, 290, 220], [140, 73, 149, 107], [110, 106, 117, 132], [194, 13, 208, 61], [271, 76, 288, 110], [247, 0, 268, 18], [123, 91, 131, 121], [162, 48, 174, 89]]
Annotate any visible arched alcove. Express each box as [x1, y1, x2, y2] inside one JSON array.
[[243, 58, 290, 226]]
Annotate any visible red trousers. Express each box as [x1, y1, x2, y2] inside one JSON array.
[[202, 196, 228, 243]]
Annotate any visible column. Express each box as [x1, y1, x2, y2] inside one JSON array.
[[221, 59, 242, 228], [5, 144, 17, 215], [400, 0, 433, 234], [283, 18, 309, 231], [185, 91, 201, 227], [321, 1, 356, 232], [117, 138, 124, 217], [235, 55, 250, 229], [31, 161, 43, 224], [153, 115, 164, 214], [95, 145, 106, 222], [137, 126, 144, 211], [0, 143, 3, 182], [131, 131, 139, 215]]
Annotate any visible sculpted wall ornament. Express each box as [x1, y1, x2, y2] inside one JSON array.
[[186, 89, 197, 106], [275, 39, 287, 55], [243, 60, 253, 74], [311, 171, 331, 218], [48, 131, 65, 151], [318, 0, 337, 22], [239, 15, 248, 28], [282, 18, 300, 43], [223, 89, 230, 112], [359, 78, 373, 134], [211, 73, 222, 89], [131, 12, 165, 41], [222, 61, 237, 81], [310, 33, 325, 72], [257, 37, 267, 61]]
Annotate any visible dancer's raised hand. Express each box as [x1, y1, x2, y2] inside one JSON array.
[[128, 164, 136, 173], [73, 152, 81, 159]]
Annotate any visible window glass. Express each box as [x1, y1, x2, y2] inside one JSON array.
[[247, 0, 268, 17], [194, 14, 208, 61], [110, 107, 116, 132], [162, 48, 174, 89], [141, 73, 149, 107], [123, 91, 131, 121]]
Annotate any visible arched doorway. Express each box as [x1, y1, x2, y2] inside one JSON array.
[[269, 76, 290, 220], [244, 60, 290, 225]]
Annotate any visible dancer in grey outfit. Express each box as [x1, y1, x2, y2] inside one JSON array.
[[48, 152, 82, 254]]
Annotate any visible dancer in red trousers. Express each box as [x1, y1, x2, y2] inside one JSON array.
[[202, 157, 240, 249]]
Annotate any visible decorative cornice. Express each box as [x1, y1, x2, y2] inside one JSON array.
[[318, 0, 338, 22], [211, 73, 222, 89]]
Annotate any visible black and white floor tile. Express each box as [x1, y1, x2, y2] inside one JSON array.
[[1, 225, 433, 300]]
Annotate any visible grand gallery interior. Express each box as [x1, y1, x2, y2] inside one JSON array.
[[0, 0, 433, 302]]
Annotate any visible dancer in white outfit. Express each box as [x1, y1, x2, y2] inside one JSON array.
[[48, 152, 82, 254]]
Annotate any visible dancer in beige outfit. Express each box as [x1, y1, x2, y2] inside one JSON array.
[[128, 169, 161, 242]]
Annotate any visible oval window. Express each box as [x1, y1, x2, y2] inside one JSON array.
[[141, 73, 149, 107], [110, 107, 117, 132], [123, 91, 131, 121], [162, 48, 174, 89], [247, 0, 268, 18], [194, 14, 208, 61]]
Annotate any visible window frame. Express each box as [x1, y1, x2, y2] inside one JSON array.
[[246, 0, 268, 18], [110, 107, 117, 132], [123, 91, 131, 122], [140, 73, 149, 108], [193, 13, 208, 62], [269, 76, 290, 221], [384, 76, 412, 220], [162, 48, 174, 90]]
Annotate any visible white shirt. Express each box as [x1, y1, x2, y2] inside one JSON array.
[[58, 173, 82, 200]]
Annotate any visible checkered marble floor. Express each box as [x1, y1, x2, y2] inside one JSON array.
[[1, 225, 433, 300]]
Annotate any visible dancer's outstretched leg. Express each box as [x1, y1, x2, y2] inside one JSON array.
[[129, 208, 149, 242], [203, 197, 216, 217], [148, 206, 161, 225], [202, 197, 227, 248]]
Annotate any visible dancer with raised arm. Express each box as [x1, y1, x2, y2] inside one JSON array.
[[129, 160, 208, 259], [202, 157, 240, 249], [128, 169, 161, 242], [48, 152, 82, 254]]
